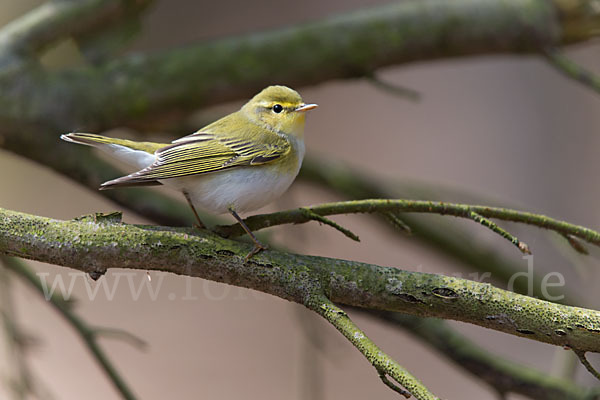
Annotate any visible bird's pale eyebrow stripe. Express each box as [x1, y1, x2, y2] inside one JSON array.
[[258, 101, 297, 108]]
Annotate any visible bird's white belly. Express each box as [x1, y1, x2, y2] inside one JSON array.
[[161, 166, 298, 215]]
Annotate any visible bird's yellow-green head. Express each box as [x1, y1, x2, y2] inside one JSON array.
[[241, 85, 317, 138]]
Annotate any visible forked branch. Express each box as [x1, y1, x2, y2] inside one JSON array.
[[215, 199, 600, 254], [4, 206, 600, 397]]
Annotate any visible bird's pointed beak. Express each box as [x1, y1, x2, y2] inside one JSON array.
[[296, 103, 318, 112]]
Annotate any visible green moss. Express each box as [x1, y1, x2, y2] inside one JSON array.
[[3, 205, 600, 354]]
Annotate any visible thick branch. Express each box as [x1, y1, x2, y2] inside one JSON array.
[[0, 0, 152, 70], [555, 0, 600, 43], [0, 0, 598, 129], [2, 207, 600, 354]]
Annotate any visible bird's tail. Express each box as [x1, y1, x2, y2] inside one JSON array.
[[61, 132, 165, 153], [61, 132, 167, 170], [61, 132, 121, 146], [61, 132, 168, 189]]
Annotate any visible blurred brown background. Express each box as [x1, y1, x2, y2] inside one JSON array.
[[1, 0, 600, 399]]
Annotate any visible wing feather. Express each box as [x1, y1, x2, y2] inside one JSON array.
[[100, 129, 290, 188]]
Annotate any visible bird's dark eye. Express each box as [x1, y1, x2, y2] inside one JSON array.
[[272, 104, 283, 113]]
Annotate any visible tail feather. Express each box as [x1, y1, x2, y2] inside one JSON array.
[[61, 133, 118, 147], [61, 133, 166, 153], [99, 177, 163, 190], [61, 132, 166, 189]]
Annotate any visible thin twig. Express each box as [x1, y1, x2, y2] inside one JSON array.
[[298, 158, 576, 304], [299, 208, 360, 241], [0, 264, 33, 400], [368, 310, 600, 400], [366, 73, 421, 102], [93, 327, 148, 350], [562, 234, 589, 255], [466, 211, 531, 254], [307, 295, 438, 399], [379, 372, 412, 398], [543, 47, 600, 95], [383, 212, 412, 234], [216, 199, 600, 253], [573, 349, 600, 381], [0, 264, 57, 400], [2, 257, 139, 400]]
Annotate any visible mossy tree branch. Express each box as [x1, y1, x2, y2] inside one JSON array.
[[0, 0, 599, 131], [215, 198, 600, 252], [2, 207, 600, 353], [367, 311, 600, 400], [297, 158, 578, 304], [3, 139, 588, 394], [0, 0, 592, 308], [3, 141, 587, 396], [0, 0, 153, 70], [4, 206, 600, 396], [308, 296, 433, 399], [1, 0, 600, 396]]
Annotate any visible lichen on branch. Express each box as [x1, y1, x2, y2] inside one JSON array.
[[2, 206, 600, 354]]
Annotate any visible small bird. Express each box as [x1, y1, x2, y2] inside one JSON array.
[[61, 85, 317, 259]]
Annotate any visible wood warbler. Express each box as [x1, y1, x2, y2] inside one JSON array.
[[61, 85, 317, 259]]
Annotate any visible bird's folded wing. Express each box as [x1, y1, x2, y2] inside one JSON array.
[[100, 132, 290, 187]]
